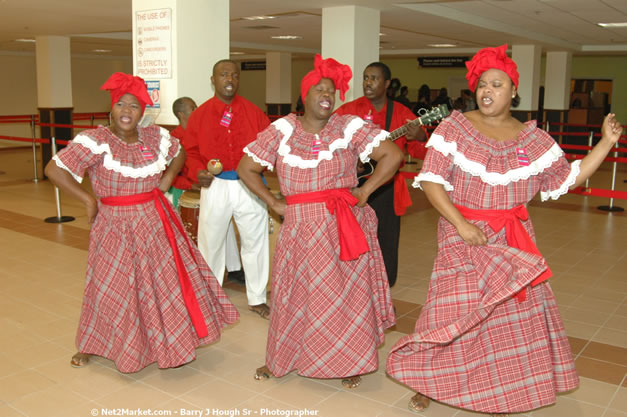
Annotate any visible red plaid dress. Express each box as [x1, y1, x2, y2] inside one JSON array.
[[386, 111, 580, 413], [244, 114, 396, 378], [53, 125, 239, 373]]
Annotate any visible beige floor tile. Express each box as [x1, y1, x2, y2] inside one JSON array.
[[392, 393, 458, 417], [609, 387, 627, 412], [0, 404, 25, 417], [57, 401, 104, 417], [95, 381, 176, 410], [603, 410, 627, 417], [315, 391, 390, 417], [564, 376, 619, 407], [179, 378, 259, 410], [562, 319, 600, 339], [592, 328, 627, 348], [0, 369, 56, 402], [530, 396, 605, 417], [235, 394, 306, 416], [605, 314, 627, 332], [261, 376, 339, 409], [139, 363, 216, 396], [9, 384, 91, 417]]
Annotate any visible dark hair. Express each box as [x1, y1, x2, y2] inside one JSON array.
[[212, 59, 239, 75], [365, 62, 391, 81], [512, 93, 521, 108], [400, 86, 408, 95], [172, 96, 192, 118], [390, 78, 401, 90], [418, 84, 431, 101]]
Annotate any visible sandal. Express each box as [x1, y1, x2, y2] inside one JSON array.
[[70, 352, 90, 368], [254, 365, 272, 381], [249, 303, 270, 320], [408, 393, 430, 413], [341, 375, 361, 389]]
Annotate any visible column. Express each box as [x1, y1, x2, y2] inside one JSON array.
[[321, 6, 380, 104], [36, 35, 73, 171], [512, 44, 541, 121], [133, 0, 229, 125], [266, 52, 292, 117], [544, 51, 572, 126]]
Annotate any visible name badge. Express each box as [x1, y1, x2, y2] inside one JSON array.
[[140, 145, 154, 161], [312, 138, 322, 156], [364, 113, 373, 122], [516, 148, 530, 166], [220, 109, 233, 127]]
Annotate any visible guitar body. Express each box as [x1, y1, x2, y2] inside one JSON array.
[[356, 104, 449, 180]]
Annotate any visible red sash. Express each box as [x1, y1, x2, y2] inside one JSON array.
[[455, 204, 552, 302], [100, 189, 208, 338], [285, 188, 369, 261]]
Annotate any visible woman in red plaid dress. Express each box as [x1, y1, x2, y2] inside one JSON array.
[[44, 73, 239, 373], [238, 55, 401, 388], [386, 45, 623, 415]]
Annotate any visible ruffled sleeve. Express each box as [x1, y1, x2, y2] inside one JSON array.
[[162, 127, 180, 162], [243, 121, 282, 171], [536, 129, 581, 201], [413, 118, 456, 191], [52, 132, 103, 183], [341, 115, 388, 163]]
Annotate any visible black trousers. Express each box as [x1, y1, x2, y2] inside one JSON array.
[[367, 180, 400, 288]]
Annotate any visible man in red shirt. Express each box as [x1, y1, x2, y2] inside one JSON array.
[[335, 62, 426, 288], [184, 60, 271, 318]]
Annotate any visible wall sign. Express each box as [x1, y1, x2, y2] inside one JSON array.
[[135, 8, 172, 79], [418, 57, 469, 68], [241, 61, 266, 71]]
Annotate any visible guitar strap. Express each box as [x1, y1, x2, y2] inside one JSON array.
[[385, 99, 394, 131]]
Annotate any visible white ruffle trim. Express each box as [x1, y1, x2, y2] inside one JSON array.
[[243, 146, 274, 171], [271, 117, 385, 169], [412, 172, 454, 191], [428, 133, 565, 186], [71, 127, 174, 178], [52, 155, 83, 183], [359, 130, 388, 163], [540, 159, 581, 201]]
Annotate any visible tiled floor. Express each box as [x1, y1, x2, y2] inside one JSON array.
[[0, 147, 626, 417]]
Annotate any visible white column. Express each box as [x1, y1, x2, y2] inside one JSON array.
[[512, 44, 541, 111], [133, 0, 229, 125], [35, 36, 72, 108], [544, 51, 572, 110], [266, 52, 292, 113], [321, 6, 380, 104]]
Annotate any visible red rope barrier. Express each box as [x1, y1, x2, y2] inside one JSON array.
[[547, 131, 593, 137], [0, 135, 49, 144], [549, 121, 601, 128], [570, 187, 627, 200], [37, 122, 96, 129]]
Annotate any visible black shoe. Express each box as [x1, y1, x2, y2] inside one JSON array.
[[227, 269, 245, 284]]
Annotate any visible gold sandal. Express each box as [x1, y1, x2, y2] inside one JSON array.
[[254, 365, 272, 381], [408, 393, 430, 413], [341, 375, 361, 389], [70, 352, 90, 368]]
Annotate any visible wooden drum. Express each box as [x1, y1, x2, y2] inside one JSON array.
[[178, 190, 201, 244]]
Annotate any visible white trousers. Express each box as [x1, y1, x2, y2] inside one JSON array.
[[198, 178, 268, 305], [225, 220, 242, 272]]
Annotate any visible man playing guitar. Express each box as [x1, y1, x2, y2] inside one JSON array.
[[335, 62, 427, 289]]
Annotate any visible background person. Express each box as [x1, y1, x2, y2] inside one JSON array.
[[238, 54, 401, 389], [387, 44, 623, 415], [184, 60, 271, 318], [44, 72, 239, 373]]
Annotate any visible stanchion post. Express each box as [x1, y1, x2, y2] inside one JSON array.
[[598, 142, 624, 212], [585, 131, 593, 190], [45, 136, 76, 223], [30, 115, 39, 183]]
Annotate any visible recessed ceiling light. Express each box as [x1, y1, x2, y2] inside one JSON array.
[[15, 38, 36, 43], [242, 15, 276, 20], [271, 35, 303, 40], [428, 43, 457, 47], [92, 49, 111, 53], [230, 51, 245, 55], [598, 22, 627, 28], [379, 33, 387, 36]]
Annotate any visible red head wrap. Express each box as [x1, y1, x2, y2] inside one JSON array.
[[100, 72, 153, 113], [465, 44, 519, 92], [300, 54, 352, 102]]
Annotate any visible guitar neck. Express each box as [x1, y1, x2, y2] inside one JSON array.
[[387, 118, 423, 141]]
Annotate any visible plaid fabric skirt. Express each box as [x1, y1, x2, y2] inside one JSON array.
[[76, 201, 239, 373], [265, 201, 395, 378], [386, 220, 578, 413]]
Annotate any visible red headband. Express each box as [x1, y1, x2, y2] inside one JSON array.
[[465, 44, 519, 92], [100, 72, 153, 113], [300, 54, 352, 102]]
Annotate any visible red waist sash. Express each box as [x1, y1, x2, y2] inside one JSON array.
[[455, 204, 552, 302], [100, 189, 208, 338], [285, 188, 369, 261]]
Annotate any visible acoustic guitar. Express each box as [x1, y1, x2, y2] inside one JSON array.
[[357, 104, 450, 179]]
